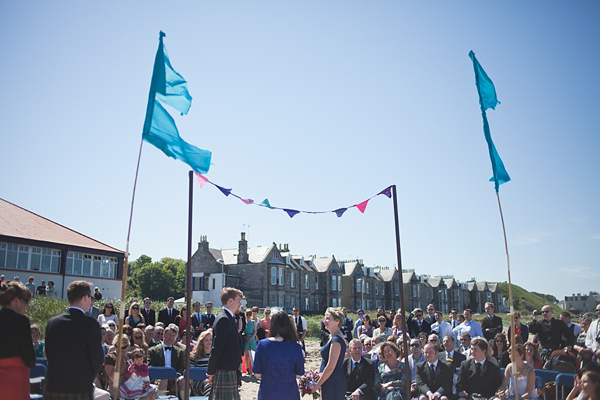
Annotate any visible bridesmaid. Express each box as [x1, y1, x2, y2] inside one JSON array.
[[312, 307, 347, 400]]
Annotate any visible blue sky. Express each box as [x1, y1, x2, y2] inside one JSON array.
[[1, 1, 598, 301]]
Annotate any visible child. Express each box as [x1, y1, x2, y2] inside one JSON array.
[[119, 348, 157, 399]]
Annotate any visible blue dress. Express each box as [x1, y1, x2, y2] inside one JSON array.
[[253, 339, 304, 400], [320, 334, 347, 400]]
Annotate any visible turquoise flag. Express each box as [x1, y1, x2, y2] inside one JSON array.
[[469, 51, 510, 192], [142, 31, 211, 174]]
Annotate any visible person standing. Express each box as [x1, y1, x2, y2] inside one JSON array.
[[0, 282, 36, 400], [158, 297, 179, 325], [46, 280, 56, 298], [25, 276, 36, 297], [424, 304, 436, 325], [529, 305, 575, 351], [36, 280, 47, 297], [44, 280, 105, 399], [201, 301, 216, 329], [312, 307, 347, 400], [191, 301, 203, 337], [292, 306, 307, 352], [93, 287, 103, 301], [408, 308, 432, 339], [481, 302, 503, 342], [507, 312, 529, 346], [141, 298, 156, 328], [253, 310, 304, 400], [448, 309, 460, 330], [453, 309, 483, 340], [431, 311, 453, 342], [207, 287, 244, 400], [341, 307, 354, 342], [584, 304, 600, 359]]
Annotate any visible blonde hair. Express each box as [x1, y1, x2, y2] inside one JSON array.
[[325, 307, 344, 329], [191, 329, 213, 360]]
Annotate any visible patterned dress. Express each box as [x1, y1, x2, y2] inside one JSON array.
[[375, 361, 406, 400]]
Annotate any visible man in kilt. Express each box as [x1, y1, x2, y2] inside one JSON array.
[[207, 287, 244, 400]]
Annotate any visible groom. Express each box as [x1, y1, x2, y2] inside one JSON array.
[[207, 287, 244, 400]]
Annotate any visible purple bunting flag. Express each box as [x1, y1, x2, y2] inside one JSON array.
[[334, 208, 348, 218], [216, 185, 232, 197], [284, 209, 300, 218]]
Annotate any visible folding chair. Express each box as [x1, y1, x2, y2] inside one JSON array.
[[35, 358, 47, 366], [185, 367, 209, 400], [30, 363, 47, 399], [148, 366, 178, 400], [535, 375, 546, 400], [555, 373, 575, 400], [535, 369, 559, 384]]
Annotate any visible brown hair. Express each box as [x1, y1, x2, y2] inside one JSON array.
[[524, 341, 541, 362], [132, 327, 148, 353], [245, 309, 252, 318], [67, 280, 92, 303], [220, 287, 243, 305], [378, 341, 402, 360], [0, 282, 32, 307], [270, 311, 299, 342]]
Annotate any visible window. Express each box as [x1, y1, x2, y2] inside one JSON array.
[[271, 267, 277, 285], [212, 278, 216, 289], [337, 276, 342, 292], [339, 298, 342, 307], [332, 298, 337, 307], [17, 246, 28, 269], [357, 299, 361, 309], [315, 276, 318, 290], [367, 282, 370, 294], [66, 251, 115, 278], [356, 279, 361, 293], [395, 284, 399, 296], [278, 268, 284, 285], [375, 284, 379, 295], [291, 272, 295, 288], [412, 285, 417, 298], [270, 293, 277, 305], [316, 299, 319, 311], [92, 256, 101, 276], [305, 297, 309, 310], [0, 243, 5, 269], [332, 275, 337, 291], [279, 294, 284, 307], [0, 243, 61, 273], [6, 244, 17, 269], [382, 285, 385, 295], [82, 254, 92, 275], [305, 274, 309, 289]]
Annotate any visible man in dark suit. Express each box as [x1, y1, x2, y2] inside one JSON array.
[[45, 280, 106, 399], [507, 312, 529, 345], [87, 304, 100, 319], [201, 301, 216, 329], [417, 343, 454, 400], [142, 297, 156, 327], [408, 308, 432, 338], [148, 324, 185, 394], [191, 301, 203, 338], [481, 302, 503, 342], [425, 304, 437, 325], [439, 334, 466, 371], [207, 287, 244, 399], [158, 296, 179, 325], [343, 339, 375, 400], [456, 338, 502, 399]]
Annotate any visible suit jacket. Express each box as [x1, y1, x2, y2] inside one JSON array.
[[507, 323, 529, 346], [201, 313, 216, 329], [456, 358, 502, 398], [147, 342, 185, 374], [87, 305, 100, 320], [343, 356, 376, 400], [408, 318, 431, 338], [207, 309, 241, 375], [191, 313, 202, 337], [425, 314, 436, 326], [142, 308, 156, 327], [158, 307, 179, 325], [45, 308, 104, 395], [481, 315, 503, 341], [416, 360, 454, 397], [438, 349, 466, 371]]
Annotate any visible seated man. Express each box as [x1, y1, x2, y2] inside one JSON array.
[[417, 343, 453, 400], [343, 339, 376, 400], [458, 332, 472, 358], [408, 338, 426, 383], [439, 334, 466, 371], [148, 325, 185, 395], [456, 338, 502, 399]]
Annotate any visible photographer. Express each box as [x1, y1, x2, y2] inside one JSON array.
[[529, 305, 575, 353]]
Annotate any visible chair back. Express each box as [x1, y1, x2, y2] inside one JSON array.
[[148, 366, 177, 380], [535, 369, 559, 384], [30, 364, 47, 378], [555, 373, 575, 400], [35, 357, 47, 366], [187, 367, 207, 381]]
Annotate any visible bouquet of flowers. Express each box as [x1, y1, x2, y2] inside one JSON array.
[[298, 370, 321, 399]]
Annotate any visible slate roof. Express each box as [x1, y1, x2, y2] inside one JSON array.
[[0, 198, 122, 253], [216, 245, 275, 265], [313, 257, 334, 273]]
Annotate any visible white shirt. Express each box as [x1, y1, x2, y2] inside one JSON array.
[[294, 316, 306, 332], [431, 320, 453, 341], [162, 343, 173, 367], [453, 320, 483, 339], [585, 319, 600, 352]]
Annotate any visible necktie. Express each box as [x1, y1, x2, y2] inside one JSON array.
[[476, 362, 481, 376], [429, 364, 435, 376], [165, 346, 172, 351], [296, 317, 299, 326], [353, 362, 359, 371], [169, 309, 171, 317]]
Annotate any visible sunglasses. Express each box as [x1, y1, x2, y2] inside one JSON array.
[[132, 307, 139, 310], [410, 343, 420, 347], [542, 310, 552, 313], [415, 313, 423, 317], [106, 306, 113, 309], [429, 339, 438, 342], [134, 336, 143, 339]]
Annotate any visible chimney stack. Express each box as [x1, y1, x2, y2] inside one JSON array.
[[237, 232, 248, 264]]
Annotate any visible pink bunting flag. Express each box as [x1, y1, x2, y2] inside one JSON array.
[[241, 198, 254, 205], [195, 173, 208, 188], [356, 199, 369, 213]]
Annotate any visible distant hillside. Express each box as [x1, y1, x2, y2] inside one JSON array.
[[495, 282, 561, 314]]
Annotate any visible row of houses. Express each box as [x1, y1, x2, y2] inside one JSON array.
[[189, 232, 505, 314]]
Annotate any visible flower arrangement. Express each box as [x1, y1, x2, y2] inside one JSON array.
[[298, 370, 321, 399]]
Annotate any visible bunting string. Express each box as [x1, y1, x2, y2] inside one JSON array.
[[196, 173, 392, 218]]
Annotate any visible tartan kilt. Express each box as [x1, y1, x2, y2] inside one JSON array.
[[44, 392, 93, 400], [211, 369, 240, 400]]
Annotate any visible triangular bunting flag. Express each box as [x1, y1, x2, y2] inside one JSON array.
[[334, 208, 348, 218], [259, 199, 275, 209], [284, 209, 300, 218], [379, 186, 392, 198], [216, 185, 232, 197], [241, 198, 254, 205], [356, 200, 369, 213], [195, 173, 207, 188]]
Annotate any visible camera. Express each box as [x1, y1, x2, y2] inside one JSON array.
[[534, 311, 542, 316]]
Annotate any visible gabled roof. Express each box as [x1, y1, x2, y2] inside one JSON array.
[[443, 278, 457, 288], [0, 198, 122, 253], [379, 268, 397, 282], [218, 245, 275, 265], [342, 261, 363, 276], [487, 283, 498, 292], [427, 277, 443, 288], [313, 257, 335, 273], [476, 281, 488, 291]]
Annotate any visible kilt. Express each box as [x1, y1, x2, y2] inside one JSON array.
[[211, 369, 240, 400]]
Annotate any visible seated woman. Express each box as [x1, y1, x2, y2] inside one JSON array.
[[492, 333, 510, 368], [374, 316, 393, 343], [131, 328, 149, 360], [359, 315, 374, 338], [523, 342, 543, 370], [375, 341, 406, 400], [495, 344, 537, 400], [189, 329, 212, 397], [31, 323, 45, 357], [566, 370, 600, 400]]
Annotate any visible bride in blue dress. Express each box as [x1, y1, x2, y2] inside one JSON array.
[[313, 308, 347, 400]]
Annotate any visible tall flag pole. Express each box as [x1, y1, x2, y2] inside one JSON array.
[[112, 32, 211, 398], [469, 50, 518, 397]]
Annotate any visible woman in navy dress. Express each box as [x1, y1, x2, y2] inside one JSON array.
[[253, 310, 304, 400], [313, 307, 347, 400]]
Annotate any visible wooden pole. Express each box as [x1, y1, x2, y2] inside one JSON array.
[[183, 170, 194, 400], [391, 185, 412, 397]]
